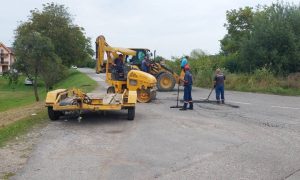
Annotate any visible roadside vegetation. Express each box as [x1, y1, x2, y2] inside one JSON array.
[[166, 2, 300, 96]]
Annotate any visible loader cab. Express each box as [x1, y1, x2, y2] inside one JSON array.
[[127, 48, 152, 66]]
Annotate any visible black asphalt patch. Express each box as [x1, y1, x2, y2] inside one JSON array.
[[180, 99, 240, 108]]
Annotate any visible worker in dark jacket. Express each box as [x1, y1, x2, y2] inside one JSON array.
[[141, 57, 150, 72], [113, 54, 124, 79], [180, 64, 193, 110], [113, 54, 124, 71], [214, 68, 226, 104]]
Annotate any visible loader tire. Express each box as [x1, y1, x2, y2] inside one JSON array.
[[157, 72, 176, 92], [137, 88, 152, 103], [48, 107, 60, 121], [127, 107, 135, 121]]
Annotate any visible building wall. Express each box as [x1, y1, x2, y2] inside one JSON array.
[[0, 44, 15, 73]]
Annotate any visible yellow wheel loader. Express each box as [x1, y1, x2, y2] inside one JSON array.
[[95, 35, 157, 103], [127, 48, 180, 92]]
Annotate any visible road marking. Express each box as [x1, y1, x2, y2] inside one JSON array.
[[271, 106, 300, 110], [226, 101, 251, 105]]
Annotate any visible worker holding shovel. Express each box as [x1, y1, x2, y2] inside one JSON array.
[[214, 68, 226, 104]]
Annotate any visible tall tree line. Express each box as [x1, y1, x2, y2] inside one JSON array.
[[220, 2, 300, 75]]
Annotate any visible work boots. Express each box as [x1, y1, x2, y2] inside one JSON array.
[[221, 100, 225, 104], [180, 103, 188, 111], [188, 102, 193, 110]]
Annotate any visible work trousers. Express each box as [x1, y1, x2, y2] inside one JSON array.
[[215, 84, 225, 101], [183, 85, 192, 103]]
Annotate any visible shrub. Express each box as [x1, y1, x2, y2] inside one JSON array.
[[287, 73, 300, 88]]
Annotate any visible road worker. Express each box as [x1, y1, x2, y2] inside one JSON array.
[[180, 56, 189, 69], [180, 64, 193, 110], [141, 56, 150, 73], [113, 54, 124, 79], [214, 68, 226, 104], [180, 56, 189, 81]]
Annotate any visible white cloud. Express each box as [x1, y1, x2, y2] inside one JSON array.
[[1, 0, 299, 58]]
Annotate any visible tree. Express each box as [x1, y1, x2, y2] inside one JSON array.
[[20, 3, 93, 67], [13, 3, 94, 101], [190, 49, 206, 60], [14, 32, 60, 101], [239, 3, 300, 74], [221, 3, 300, 74], [220, 7, 254, 55], [2, 70, 19, 90]]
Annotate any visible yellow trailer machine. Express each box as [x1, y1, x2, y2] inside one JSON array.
[[45, 69, 156, 121]]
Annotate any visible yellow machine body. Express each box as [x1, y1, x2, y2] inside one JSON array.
[[95, 35, 157, 103], [45, 87, 137, 120], [45, 88, 136, 111]]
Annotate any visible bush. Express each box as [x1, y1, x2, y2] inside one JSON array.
[[2, 70, 19, 89], [251, 67, 277, 88], [77, 59, 96, 68], [287, 73, 300, 88]]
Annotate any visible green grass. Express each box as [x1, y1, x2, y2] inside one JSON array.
[[0, 110, 47, 147], [224, 73, 300, 96], [2, 172, 16, 180], [0, 76, 43, 112], [54, 69, 97, 92], [0, 69, 97, 112]]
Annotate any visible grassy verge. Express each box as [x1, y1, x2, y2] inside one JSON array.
[[0, 76, 42, 112], [0, 69, 97, 112], [225, 73, 300, 96], [54, 69, 97, 92], [0, 69, 97, 146], [2, 172, 15, 180], [0, 110, 47, 147]]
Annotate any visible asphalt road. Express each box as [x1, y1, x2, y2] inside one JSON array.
[[14, 68, 300, 180]]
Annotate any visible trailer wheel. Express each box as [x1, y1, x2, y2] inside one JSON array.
[[127, 107, 135, 121], [48, 107, 60, 121], [157, 72, 176, 91]]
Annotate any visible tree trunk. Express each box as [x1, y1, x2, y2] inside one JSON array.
[[33, 70, 39, 102]]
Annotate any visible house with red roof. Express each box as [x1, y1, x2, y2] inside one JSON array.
[[0, 42, 15, 73]]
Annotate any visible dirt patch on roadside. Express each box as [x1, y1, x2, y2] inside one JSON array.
[[0, 123, 46, 179], [0, 102, 44, 128], [0, 102, 47, 179]]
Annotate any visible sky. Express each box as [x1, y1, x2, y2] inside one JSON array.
[[0, 0, 299, 58]]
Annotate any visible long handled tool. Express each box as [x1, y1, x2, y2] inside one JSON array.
[[205, 85, 215, 101], [170, 83, 183, 108]]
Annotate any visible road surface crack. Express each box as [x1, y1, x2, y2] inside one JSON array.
[[284, 168, 300, 179]]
